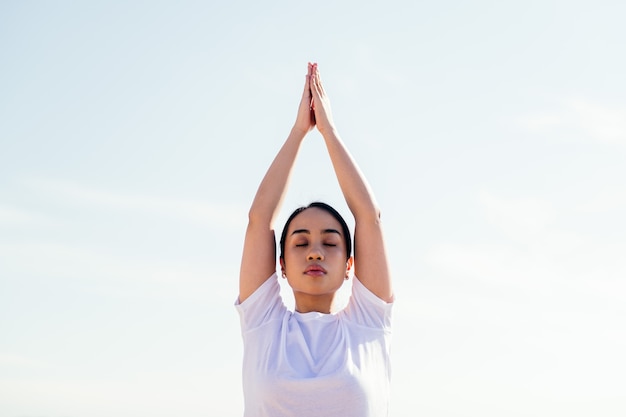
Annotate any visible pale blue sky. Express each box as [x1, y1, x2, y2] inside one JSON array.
[[1, 1, 625, 416]]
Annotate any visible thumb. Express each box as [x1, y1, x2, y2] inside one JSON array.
[[302, 63, 314, 98]]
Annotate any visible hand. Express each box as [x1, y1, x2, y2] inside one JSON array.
[[310, 63, 336, 137], [293, 63, 316, 135]]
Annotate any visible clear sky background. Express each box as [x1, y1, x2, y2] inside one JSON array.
[[1, 1, 625, 416]]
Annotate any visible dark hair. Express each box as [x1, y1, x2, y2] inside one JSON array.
[[279, 202, 352, 261]]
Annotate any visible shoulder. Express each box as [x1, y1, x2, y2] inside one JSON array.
[[235, 273, 288, 331], [341, 277, 393, 330]]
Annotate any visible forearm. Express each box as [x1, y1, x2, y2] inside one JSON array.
[[248, 127, 306, 226], [321, 129, 381, 221]]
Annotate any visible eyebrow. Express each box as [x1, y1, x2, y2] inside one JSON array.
[[291, 228, 342, 236]]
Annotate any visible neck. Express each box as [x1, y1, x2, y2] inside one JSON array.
[[293, 292, 335, 314]]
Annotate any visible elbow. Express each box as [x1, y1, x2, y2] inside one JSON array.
[[369, 206, 382, 224], [247, 208, 264, 225], [247, 205, 273, 227], [355, 204, 382, 225], [374, 206, 382, 221], [373, 207, 383, 225], [369, 200, 382, 220]]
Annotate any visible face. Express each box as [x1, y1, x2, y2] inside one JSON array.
[[280, 207, 352, 301]]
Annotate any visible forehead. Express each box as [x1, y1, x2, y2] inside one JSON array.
[[287, 207, 342, 234]]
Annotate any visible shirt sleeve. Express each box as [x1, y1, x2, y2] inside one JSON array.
[[342, 276, 393, 330], [235, 273, 288, 332]]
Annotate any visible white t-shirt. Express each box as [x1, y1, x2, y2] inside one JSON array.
[[235, 273, 393, 417]]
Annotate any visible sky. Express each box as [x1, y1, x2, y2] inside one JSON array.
[[1, 0, 625, 416]]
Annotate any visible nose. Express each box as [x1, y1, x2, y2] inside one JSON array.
[[307, 244, 324, 261]]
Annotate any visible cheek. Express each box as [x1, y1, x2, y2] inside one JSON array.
[[329, 251, 348, 268], [282, 251, 298, 270]]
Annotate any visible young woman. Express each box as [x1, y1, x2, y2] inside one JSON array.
[[236, 63, 394, 417]]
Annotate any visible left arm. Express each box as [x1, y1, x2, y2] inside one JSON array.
[[310, 64, 393, 302]]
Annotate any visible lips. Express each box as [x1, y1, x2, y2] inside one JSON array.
[[304, 264, 327, 276]]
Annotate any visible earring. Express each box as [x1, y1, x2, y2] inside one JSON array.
[[281, 271, 287, 279]]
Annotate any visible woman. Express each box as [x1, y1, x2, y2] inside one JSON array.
[[236, 63, 393, 417]]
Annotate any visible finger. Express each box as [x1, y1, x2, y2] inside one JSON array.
[[310, 64, 320, 91], [307, 66, 318, 107], [302, 69, 311, 96], [314, 65, 326, 96], [311, 70, 323, 103], [306, 63, 315, 108]]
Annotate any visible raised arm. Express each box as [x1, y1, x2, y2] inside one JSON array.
[[238, 65, 316, 302], [310, 64, 393, 302]]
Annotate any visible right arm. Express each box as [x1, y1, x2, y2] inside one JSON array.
[[238, 64, 315, 302]]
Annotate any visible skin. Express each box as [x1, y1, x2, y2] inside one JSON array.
[[280, 207, 354, 313], [239, 62, 393, 313]]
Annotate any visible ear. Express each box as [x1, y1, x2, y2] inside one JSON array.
[[279, 257, 286, 278], [345, 256, 354, 279]]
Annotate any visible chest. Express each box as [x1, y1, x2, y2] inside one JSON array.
[[245, 315, 389, 378], [242, 316, 391, 417]]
